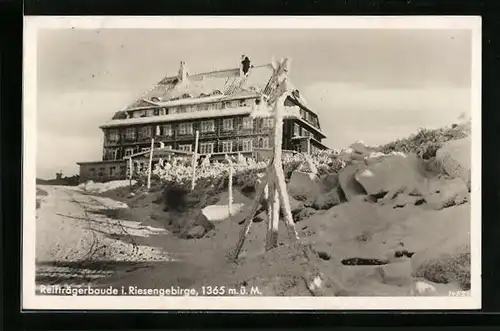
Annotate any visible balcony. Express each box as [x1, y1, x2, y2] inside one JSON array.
[[104, 139, 121, 146]]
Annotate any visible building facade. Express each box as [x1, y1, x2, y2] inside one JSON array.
[[77, 56, 328, 183]]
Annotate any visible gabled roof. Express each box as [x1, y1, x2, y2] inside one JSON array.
[[124, 64, 274, 111], [106, 59, 323, 133]]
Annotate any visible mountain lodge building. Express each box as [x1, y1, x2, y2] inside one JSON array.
[[77, 56, 328, 183]]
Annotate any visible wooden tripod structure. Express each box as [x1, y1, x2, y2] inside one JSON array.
[[232, 57, 300, 260]]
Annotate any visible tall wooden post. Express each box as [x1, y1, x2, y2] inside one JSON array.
[[273, 94, 299, 242], [147, 137, 155, 191], [191, 130, 200, 191], [232, 57, 300, 260], [128, 157, 133, 188], [228, 157, 233, 217]]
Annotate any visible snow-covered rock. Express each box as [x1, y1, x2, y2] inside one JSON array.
[[409, 281, 438, 296], [435, 137, 471, 190], [378, 258, 413, 286], [312, 188, 342, 210], [424, 177, 469, 210], [287, 170, 324, 203], [354, 153, 424, 197], [338, 164, 366, 201], [202, 204, 246, 222]]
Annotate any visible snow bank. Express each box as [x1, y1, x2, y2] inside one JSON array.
[[80, 180, 137, 194]]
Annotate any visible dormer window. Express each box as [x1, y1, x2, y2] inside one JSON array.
[[150, 96, 161, 102], [211, 90, 223, 96], [181, 93, 193, 99], [199, 92, 210, 98]]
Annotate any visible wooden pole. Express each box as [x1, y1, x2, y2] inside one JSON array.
[[273, 94, 299, 242], [232, 57, 300, 260], [147, 137, 155, 191], [228, 158, 233, 217], [265, 180, 280, 251], [191, 130, 200, 191], [232, 171, 269, 260], [128, 157, 133, 188]]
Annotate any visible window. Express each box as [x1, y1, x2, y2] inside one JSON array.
[[138, 126, 152, 139], [300, 109, 306, 119], [179, 123, 193, 135], [170, 107, 178, 114], [109, 149, 118, 161], [179, 144, 192, 152], [199, 142, 214, 154], [161, 124, 172, 136], [178, 107, 187, 113], [141, 147, 150, 153], [90, 168, 95, 175], [222, 118, 234, 131], [293, 123, 300, 136], [108, 129, 119, 142], [99, 167, 105, 176], [263, 117, 274, 128], [199, 104, 209, 111], [242, 117, 253, 130], [222, 140, 233, 153], [241, 139, 253, 152], [146, 109, 155, 117], [124, 148, 134, 157], [120, 166, 126, 175], [201, 120, 215, 133], [109, 166, 116, 176], [261, 137, 270, 149], [124, 128, 136, 141], [160, 108, 168, 115], [239, 99, 246, 107]]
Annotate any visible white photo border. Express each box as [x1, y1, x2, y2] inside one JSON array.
[[22, 15, 482, 310]]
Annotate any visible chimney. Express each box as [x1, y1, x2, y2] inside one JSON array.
[[178, 61, 187, 82], [240, 55, 251, 76]]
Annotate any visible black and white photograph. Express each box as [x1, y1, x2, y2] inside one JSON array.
[[23, 16, 481, 310]]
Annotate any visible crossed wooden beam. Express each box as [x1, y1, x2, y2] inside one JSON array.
[[232, 58, 301, 260]]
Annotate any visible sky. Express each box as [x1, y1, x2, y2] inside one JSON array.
[[36, 28, 473, 179]]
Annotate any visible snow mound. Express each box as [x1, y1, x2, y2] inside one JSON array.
[[80, 180, 137, 194]]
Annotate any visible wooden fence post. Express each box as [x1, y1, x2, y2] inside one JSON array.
[[128, 157, 133, 188], [191, 130, 200, 191], [228, 157, 233, 216], [147, 137, 155, 191]]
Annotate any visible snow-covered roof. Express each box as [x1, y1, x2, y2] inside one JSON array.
[[101, 107, 254, 128], [127, 91, 261, 111], [123, 64, 274, 111]]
